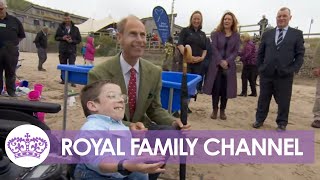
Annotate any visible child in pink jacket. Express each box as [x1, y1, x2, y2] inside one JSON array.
[[84, 36, 100, 65]]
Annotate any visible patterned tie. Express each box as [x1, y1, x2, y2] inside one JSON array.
[[128, 68, 136, 119], [276, 29, 283, 47]]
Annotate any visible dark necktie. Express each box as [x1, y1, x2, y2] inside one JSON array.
[[128, 68, 136, 119], [276, 29, 284, 46]]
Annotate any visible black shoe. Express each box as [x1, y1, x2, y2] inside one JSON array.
[[248, 93, 257, 97], [276, 125, 286, 131], [238, 93, 247, 97], [172, 111, 180, 118], [59, 81, 65, 84], [252, 121, 263, 128], [71, 83, 76, 87], [187, 107, 192, 113], [311, 120, 320, 128]]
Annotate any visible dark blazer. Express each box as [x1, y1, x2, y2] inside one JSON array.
[[55, 22, 81, 54], [34, 30, 47, 49], [88, 54, 175, 128], [257, 27, 305, 77]]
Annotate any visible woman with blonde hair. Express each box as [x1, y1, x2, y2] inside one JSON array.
[[203, 11, 240, 120], [177, 10, 207, 114], [238, 33, 257, 97]]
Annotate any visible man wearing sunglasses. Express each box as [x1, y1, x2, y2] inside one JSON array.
[[0, 0, 25, 97]]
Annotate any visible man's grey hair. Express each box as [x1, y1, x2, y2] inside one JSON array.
[[279, 7, 291, 15], [0, 0, 7, 7]]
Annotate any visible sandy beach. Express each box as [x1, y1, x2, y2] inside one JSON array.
[[5, 52, 320, 180]]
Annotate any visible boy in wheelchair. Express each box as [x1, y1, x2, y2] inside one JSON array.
[[73, 80, 165, 179]]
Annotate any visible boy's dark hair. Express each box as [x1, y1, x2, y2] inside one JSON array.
[[64, 12, 70, 17], [80, 80, 113, 117]]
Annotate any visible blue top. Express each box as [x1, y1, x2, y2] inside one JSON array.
[[81, 46, 86, 55], [80, 114, 131, 178], [81, 114, 129, 131]]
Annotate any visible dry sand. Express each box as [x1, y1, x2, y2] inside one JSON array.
[[5, 52, 320, 180]]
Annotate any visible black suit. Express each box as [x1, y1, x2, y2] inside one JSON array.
[[256, 27, 305, 126]]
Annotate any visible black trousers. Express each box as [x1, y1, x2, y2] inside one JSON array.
[[59, 52, 76, 81], [241, 65, 257, 95], [212, 68, 228, 110], [188, 62, 203, 91], [255, 73, 293, 126], [0, 46, 19, 95]]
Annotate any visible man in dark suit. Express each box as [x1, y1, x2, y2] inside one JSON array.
[[252, 7, 305, 131]]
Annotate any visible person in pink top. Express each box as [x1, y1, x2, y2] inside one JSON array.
[[84, 36, 100, 65]]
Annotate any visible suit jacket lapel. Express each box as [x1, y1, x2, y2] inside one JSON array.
[[280, 27, 291, 46], [109, 54, 131, 121], [271, 28, 277, 47], [132, 60, 152, 121]]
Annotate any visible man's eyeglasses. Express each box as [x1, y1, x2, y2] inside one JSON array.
[[101, 92, 128, 104]]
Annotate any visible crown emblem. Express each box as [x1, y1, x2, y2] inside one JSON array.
[[7, 133, 48, 159]]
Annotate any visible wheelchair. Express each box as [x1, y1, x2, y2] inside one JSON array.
[[0, 98, 74, 179]]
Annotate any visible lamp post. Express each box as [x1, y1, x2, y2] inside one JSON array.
[[308, 18, 313, 39], [170, 0, 175, 36]]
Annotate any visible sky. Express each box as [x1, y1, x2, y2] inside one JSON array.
[[26, 0, 319, 35]]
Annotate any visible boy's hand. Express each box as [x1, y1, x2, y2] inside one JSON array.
[[123, 156, 166, 174]]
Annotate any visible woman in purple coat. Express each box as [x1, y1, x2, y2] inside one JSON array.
[[203, 11, 240, 120], [238, 33, 257, 97]]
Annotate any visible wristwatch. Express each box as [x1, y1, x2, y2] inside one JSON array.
[[117, 159, 132, 175]]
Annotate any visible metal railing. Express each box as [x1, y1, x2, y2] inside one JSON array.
[[116, 40, 163, 52]]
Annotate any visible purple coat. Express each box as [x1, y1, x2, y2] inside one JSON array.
[[203, 31, 240, 98], [239, 40, 256, 66]]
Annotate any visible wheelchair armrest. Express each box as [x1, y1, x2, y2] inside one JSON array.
[[0, 99, 61, 114]]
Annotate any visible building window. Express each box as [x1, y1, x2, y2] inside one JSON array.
[[34, 19, 40, 26], [36, 10, 40, 14], [43, 20, 51, 27], [50, 22, 55, 28]]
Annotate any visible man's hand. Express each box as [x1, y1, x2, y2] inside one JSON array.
[[62, 35, 69, 40], [172, 119, 191, 130], [129, 122, 148, 131], [67, 38, 73, 43], [313, 67, 320, 77]]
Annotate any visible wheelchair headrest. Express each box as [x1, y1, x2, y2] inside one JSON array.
[[0, 99, 61, 114]]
